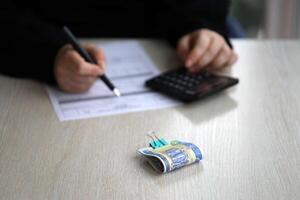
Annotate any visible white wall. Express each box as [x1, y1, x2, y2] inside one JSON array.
[[265, 0, 300, 38]]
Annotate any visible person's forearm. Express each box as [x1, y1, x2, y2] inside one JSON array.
[[164, 0, 231, 47], [1, 0, 67, 85]]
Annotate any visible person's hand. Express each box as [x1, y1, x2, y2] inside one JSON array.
[[54, 44, 106, 93], [177, 29, 238, 73]]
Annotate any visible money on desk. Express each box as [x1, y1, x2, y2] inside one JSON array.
[[138, 140, 202, 173]]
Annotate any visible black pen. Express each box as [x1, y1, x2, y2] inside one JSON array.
[[62, 26, 121, 97]]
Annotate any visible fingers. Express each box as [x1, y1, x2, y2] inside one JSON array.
[[69, 73, 97, 85], [84, 44, 106, 69], [66, 50, 104, 76], [59, 77, 96, 93], [76, 62, 104, 76], [55, 64, 97, 93], [194, 38, 224, 72], [177, 35, 190, 60], [228, 52, 238, 66], [209, 45, 237, 69], [67, 75, 97, 93], [177, 29, 238, 73], [54, 44, 107, 93], [185, 32, 211, 69]]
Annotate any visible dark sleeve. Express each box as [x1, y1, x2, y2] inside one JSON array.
[[0, 0, 68, 85], [164, 0, 232, 48]]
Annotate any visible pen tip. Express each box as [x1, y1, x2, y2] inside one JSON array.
[[113, 89, 122, 97]]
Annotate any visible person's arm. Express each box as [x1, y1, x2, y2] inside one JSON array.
[[0, 0, 67, 84], [164, 0, 231, 47], [1, 0, 105, 93], [164, 0, 238, 72]]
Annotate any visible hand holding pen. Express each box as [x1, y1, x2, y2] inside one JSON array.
[[54, 26, 121, 96]]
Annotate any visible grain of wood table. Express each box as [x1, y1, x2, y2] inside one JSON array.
[[0, 40, 299, 200]]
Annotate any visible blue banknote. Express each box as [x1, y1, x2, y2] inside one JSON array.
[[138, 140, 202, 173]]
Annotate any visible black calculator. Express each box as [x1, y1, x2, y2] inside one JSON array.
[[145, 67, 239, 102]]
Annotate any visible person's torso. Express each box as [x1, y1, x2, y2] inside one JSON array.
[[16, 0, 169, 38]]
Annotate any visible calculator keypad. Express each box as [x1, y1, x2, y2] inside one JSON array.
[[146, 68, 239, 102]]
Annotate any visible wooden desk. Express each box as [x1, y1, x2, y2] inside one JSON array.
[[0, 40, 299, 200]]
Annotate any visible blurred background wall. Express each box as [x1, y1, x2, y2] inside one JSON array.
[[231, 0, 300, 38]]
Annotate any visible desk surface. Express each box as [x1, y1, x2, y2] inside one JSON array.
[[0, 40, 299, 200]]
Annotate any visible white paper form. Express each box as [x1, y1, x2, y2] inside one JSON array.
[[47, 41, 181, 121]]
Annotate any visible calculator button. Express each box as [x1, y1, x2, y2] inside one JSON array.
[[203, 71, 211, 77], [180, 82, 189, 87], [166, 83, 174, 87], [173, 84, 182, 88], [175, 86, 183, 91], [196, 76, 203, 81], [169, 78, 176, 82], [187, 83, 194, 88], [185, 90, 196, 95], [189, 79, 198, 85], [177, 80, 184, 85]]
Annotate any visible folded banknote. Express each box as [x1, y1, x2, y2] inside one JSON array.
[[138, 140, 202, 173]]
